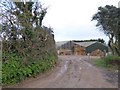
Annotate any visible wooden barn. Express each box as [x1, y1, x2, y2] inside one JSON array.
[[73, 44, 86, 55], [56, 41, 108, 56]]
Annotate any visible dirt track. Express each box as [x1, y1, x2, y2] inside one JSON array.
[[12, 55, 118, 88]]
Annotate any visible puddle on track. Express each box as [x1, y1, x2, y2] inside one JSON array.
[[54, 60, 68, 79]]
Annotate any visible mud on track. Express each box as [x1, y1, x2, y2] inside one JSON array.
[[10, 55, 118, 88]]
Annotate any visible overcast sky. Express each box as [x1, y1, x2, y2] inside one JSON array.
[[40, 0, 119, 43]]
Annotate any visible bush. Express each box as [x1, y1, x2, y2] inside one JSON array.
[[2, 52, 57, 85]]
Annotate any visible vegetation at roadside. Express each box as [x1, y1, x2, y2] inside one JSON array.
[[2, 52, 57, 85], [92, 5, 120, 71], [95, 55, 120, 69], [92, 5, 120, 56], [0, 1, 57, 85]]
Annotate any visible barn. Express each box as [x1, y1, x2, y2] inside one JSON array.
[[56, 41, 108, 56], [74, 41, 108, 56], [56, 41, 75, 55]]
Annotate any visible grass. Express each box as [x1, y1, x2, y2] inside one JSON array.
[[0, 60, 1, 85], [95, 55, 120, 69]]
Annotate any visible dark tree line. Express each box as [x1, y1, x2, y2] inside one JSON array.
[[73, 38, 105, 44]]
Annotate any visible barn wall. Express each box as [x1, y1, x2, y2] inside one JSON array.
[[58, 49, 72, 55], [73, 44, 86, 55], [57, 41, 75, 55], [90, 49, 105, 57]]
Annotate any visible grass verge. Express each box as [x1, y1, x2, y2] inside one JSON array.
[[95, 55, 120, 70]]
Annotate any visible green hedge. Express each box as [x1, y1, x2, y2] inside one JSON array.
[[2, 27, 58, 86], [2, 52, 57, 85]]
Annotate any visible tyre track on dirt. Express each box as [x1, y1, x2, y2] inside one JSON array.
[[11, 55, 117, 88]]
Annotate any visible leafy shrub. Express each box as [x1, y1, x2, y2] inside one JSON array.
[[2, 52, 57, 85], [2, 53, 23, 84]]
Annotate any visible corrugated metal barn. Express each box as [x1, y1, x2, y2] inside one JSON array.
[[56, 41, 108, 56]]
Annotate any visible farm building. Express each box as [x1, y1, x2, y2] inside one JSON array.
[[56, 41, 108, 56], [56, 41, 75, 55]]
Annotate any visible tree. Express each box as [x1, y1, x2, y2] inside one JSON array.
[[92, 5, 120, 56], [0, 0, 55, 61], [0, 1, 48, 38], [98, 38, 105, 44], [118, 8, 120, 56], [0, 1, 58, 85]]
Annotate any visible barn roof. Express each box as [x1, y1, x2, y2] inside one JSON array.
[[74, 41, 98, 47], [56, 41, 69, 48], [56, 41, 107, 49]]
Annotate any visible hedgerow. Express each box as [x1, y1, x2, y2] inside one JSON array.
[[2, 52, 57, 85], [1, 1, 58, 86]]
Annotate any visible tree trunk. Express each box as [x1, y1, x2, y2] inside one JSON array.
[[118, 33, 120, 56], [108, 34, 114, 55]]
